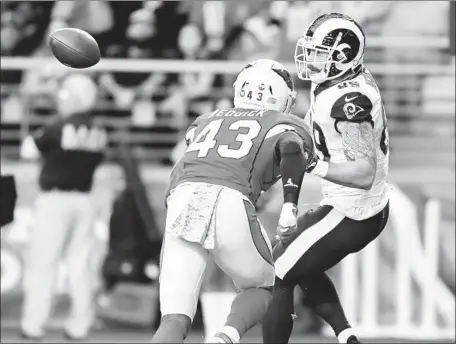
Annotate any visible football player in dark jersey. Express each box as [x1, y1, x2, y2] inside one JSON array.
[[152, 60, 313, 344]]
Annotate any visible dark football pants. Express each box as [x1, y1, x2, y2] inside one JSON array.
[[274, 203, 389, 285]]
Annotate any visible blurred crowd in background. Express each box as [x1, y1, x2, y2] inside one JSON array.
[[1, 1, 454, 135]]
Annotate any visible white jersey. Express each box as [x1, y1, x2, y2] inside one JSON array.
[[308, 67, 390, 220]]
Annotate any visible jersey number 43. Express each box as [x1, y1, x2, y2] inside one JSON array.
[[186, 119, 262, 159]]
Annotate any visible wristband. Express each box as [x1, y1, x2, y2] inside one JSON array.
[[310, 160, 329, 178]]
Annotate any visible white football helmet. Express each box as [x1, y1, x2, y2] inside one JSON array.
[[295, 13, 365, 84], [233, 59, 296, 113]]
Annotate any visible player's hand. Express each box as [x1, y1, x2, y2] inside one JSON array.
[[304, 151, 329, 178], [304, 151, 319, 173], [276, 202, 298, 242]]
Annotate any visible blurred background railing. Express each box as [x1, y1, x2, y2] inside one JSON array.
[[1, 58, 455, 167]]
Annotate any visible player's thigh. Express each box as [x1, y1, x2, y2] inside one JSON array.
[[335, 202, 389, 255], [202, 258, 236, 292], [274, 204, 389, 284], [318, 203, 389, 260], [274, 206, 345, 283], [159, 232, 209, 319], [212, 188, 274, 290], [165, 183, 201, 227]]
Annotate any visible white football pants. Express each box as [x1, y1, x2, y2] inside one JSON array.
[[159, 182, 275, 320]]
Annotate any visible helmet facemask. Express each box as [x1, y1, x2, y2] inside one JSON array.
[[294, 32, 345, 84]]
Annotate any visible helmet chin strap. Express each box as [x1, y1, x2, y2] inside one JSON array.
[[283, 90, 297, 113]]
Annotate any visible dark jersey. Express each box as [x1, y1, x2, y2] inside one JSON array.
[[34, 113, 107, 192], [168, 108, 312, 205]]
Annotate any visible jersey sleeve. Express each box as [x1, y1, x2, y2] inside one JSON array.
[[265, 116, 314, 166], [281, 116, 314, 159], [330, 91, 374, 125], [273, 130, 303, 160]]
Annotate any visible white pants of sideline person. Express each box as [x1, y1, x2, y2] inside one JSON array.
[[21, 190, 97, 338]]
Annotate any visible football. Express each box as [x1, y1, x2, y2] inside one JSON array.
[[49, 28, 100, 69]]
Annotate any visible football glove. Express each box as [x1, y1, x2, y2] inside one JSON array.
[[305, 152, 329, 178], [276, 202, 298, 242], [305, 151, 319, 173]]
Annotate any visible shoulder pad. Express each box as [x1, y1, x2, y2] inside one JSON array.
[[265, 115, 299, 139], [275, 115, 314, 153], [264, 109, 283, 117], [190, 111, 215, 128], [331, 91, 373, 122]]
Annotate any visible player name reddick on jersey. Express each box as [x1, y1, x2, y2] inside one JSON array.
[[309, 69, 390, 220], [208, 109, 267, 118]]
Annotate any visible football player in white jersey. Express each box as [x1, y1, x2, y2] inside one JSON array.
[[263, 13, 390, 344]]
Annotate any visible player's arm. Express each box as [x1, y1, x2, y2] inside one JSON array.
[[274, 130, 308, 239], [322, 121, 376, 190], [275, 130, 307, 205], [308, 92, 377, 190]]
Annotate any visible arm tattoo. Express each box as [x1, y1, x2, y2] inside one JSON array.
[[339, 121, 376, 168]]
